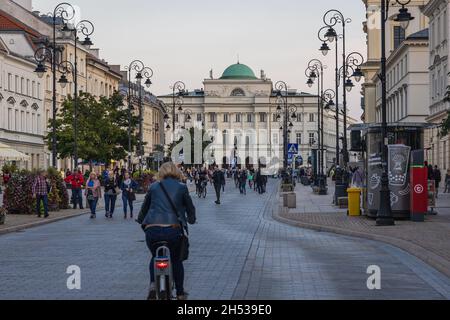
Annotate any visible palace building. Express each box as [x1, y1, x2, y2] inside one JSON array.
[[159, 62, 357, 170]]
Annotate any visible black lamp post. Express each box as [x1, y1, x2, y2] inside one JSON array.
[[34, 3, 77, 168], [164, 81, 186, 141], [306, 59, 327, 195], [322, 9, 352, 181], [318, 25, 341, 169], [125, 60, 153, 172], [376, 0, 414, 226], [274, 81, 297, 173], [64, 19, 94, 170]]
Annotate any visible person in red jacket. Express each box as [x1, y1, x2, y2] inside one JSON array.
[[65, 169, 84, 209]]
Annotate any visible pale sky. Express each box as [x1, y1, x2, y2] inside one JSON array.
[[32, 0, 367, 120]]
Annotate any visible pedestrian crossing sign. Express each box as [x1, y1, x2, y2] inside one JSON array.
[[288, 144, 299, 155]]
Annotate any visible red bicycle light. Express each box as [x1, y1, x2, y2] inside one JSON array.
[[156, 260, 169, 270]]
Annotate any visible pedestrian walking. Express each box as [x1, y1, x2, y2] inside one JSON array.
[[137, 162, 196, 301], [85, 172, 102, 219], [104, 171, 119, 218], [212, 166, 225, 205], [221, 169, 226, 192], [434, 165, 442, 198], [65, 169, 84, 210], [444, 170, 450, 193], [120, 172, 138, 219], [239, 170, 248, 195], [32, 171, 49, 218]]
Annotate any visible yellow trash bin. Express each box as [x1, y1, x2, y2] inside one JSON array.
[[347, 188, 361, 216]]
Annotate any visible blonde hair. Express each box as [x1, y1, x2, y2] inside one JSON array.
[[158, 162, 182, 181], [90, 172, 97, 180]]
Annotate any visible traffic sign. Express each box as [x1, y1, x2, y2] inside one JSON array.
[[288, 144, 299, 155]]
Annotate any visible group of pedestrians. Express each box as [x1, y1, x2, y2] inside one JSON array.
[[233, 168, 267, 195], [27, 168, 139, 219], [83, 170, 138, 219]]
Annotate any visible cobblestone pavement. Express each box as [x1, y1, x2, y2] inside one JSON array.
[[0, 180, 449, 300], [278, 182, 450, 278]]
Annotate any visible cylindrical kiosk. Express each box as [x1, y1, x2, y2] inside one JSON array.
[[364, 124, 425, 219]]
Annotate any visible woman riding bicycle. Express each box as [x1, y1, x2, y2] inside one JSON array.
[[138, 162, 196, 300]]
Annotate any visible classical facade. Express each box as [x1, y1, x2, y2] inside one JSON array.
[[361, 0, 430, 123], [159, 63, 357, 170], [1, 0, 122, 169], [0, 31, 45, 170], [373, 29, 430, 123], [423, 0, 450, 171]]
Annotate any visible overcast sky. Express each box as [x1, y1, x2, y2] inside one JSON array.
[[32, 0, 367, 120]]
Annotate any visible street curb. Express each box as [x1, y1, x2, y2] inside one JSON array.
[[0, 210, 89, 235], [0, 187, 198, 236], [0, 198, 147, 236], [272, 200, 450, 279]]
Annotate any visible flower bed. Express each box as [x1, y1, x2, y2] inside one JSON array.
[[3, 169, 69, 215]]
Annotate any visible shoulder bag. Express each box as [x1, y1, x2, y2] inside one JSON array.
[[159, 182, 190, 262]]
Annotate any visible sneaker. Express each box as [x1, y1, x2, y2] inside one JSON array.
[[105, 212, 109, 218], [177, 292, 189, 300], [147, 283, 157, 300], [44, 215, 49, 218], [90, 214, 95, 219]]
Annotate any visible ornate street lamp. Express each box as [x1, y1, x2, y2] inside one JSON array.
[[164, 81, 186, 141], [274, 81, 297, 183], [376, 0, 414, 226], [305, 59, 327, 195], [125, 60, 154, 172], [33, 2, 77, 168]]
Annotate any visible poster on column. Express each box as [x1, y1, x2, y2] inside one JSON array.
[[388, 144, 411, 212]]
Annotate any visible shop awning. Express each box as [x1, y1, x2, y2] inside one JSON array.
[[0, 142, 31, 161]]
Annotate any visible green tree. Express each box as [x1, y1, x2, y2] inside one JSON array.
[[46, 92, 139, 167]]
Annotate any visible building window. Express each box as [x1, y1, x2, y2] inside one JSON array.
[[259, 113, 266, 123], [309, 113, 315, 122], [197, 113, 202, 122], [8, 73, 12, 91], [247, 114, 253, 123], [273, 114, 278, 122], [309, 133, 315, 146], [231, 88, 245, 97], [296, 133, 302, 145], [223, 113, 229, 123], [236, 114, 241, 123], [210, 113, 217, 122], [394, 26, 405, 50], [297, 113, 302, 122]]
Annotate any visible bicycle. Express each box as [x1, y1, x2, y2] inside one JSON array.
[[153, 241, 174, 300], [197, 180, 207, 198]]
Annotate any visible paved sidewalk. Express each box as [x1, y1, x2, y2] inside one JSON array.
[[0, 191, 146, 235], [275, 181, 450, 278]]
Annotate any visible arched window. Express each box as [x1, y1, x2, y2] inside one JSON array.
[[231, 88, 245, 97]]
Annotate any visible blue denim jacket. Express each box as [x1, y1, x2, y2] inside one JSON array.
[[137, 178, 196, 230]]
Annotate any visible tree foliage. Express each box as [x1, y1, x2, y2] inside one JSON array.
[[46, 92, 139, 164]]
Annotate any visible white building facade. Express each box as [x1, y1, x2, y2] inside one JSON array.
[[373, 29, 430, 123], [0, 32, 45, 169], [423, 0, 450, 171]]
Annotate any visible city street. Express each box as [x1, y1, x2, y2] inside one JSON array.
[[0, 179, 449, 300]]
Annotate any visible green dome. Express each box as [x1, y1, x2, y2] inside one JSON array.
[[220, 63, 257, 80]]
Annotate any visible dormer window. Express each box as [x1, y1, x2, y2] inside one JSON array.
[[231, 88, 245, 97]]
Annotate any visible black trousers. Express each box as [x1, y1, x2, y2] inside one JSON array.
[[214, 184, 222, 202]]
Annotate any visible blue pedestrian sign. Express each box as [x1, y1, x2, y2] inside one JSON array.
[[288, 144, 299, 155]]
